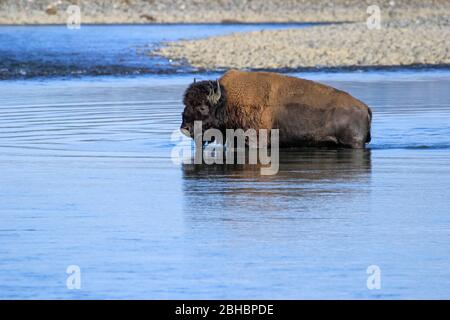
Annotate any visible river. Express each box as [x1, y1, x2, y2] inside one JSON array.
[[0, 25, 449, 299]]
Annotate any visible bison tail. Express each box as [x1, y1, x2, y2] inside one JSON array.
[[365, 108, 372, 143]]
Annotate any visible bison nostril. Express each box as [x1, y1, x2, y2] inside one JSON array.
[[180, 127, 191, 137]]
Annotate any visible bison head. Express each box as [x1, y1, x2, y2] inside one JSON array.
[[180, 79, 226, 138]]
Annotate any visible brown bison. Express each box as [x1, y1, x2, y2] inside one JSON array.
[[181, 70, 372, 148]]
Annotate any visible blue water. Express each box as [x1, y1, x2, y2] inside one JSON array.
[[0, 24, 314, 78], [0, 25, 450, 299]]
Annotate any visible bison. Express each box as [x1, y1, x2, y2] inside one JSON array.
[[181, 70, 372, 149]]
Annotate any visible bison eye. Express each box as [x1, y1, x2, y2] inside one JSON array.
[[198, 104, 209, 116]]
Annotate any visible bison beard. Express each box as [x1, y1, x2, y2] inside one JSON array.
[[181, 70, 372, 149]]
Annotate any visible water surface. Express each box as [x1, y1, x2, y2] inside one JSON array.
[[0, 24, 450, 299], [1, 71, 450, 299], [0, 24, 313, 78]]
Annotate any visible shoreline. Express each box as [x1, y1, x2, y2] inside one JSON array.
[[2, 0, 449, 71], [0, 22, 334, 26], [4, 59, 450, 81], [154, 17, 450, 70], [5, 64, 450, 81], [1, 0, 446, 25], [191, 64, 450, 73]]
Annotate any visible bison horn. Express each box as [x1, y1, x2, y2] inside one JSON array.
[[216, 79, 221, 98], [207, 80, 222, 105], [193, 78, 196, 83]]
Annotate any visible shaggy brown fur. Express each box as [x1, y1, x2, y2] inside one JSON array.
[[181, 70, 372, 148]]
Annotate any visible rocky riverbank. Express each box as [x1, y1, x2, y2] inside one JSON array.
[[2, 0, 449, 70], [152, 1, 450, 70], [0, 0, 447, 24], [155, 16, 450, 70]]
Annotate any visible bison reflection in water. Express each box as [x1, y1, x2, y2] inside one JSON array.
[[181, 70, 372, 149], [181, 149, 372, 215]]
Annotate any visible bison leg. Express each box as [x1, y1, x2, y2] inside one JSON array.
[[344, 138, 366, 149], [333, 105, 371, 149], [334, 117, 368, 148], [336, 126, 368, 149]]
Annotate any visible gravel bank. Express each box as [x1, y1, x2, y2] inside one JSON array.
[[2, 1, 449, 69], [155, 15, 450, 70], [0, 0, 447, 24]]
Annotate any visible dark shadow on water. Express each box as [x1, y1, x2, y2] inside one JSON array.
[[182, 148, 372, 181], [181, 149, 372, 216]]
